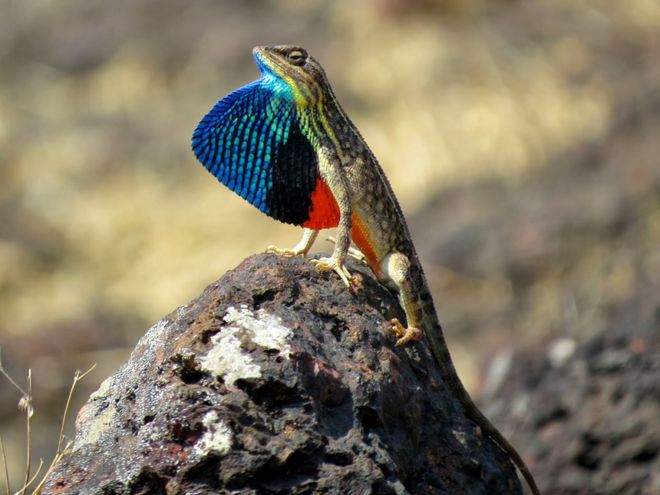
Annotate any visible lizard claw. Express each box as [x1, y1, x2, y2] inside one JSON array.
[[266, 245, 307, 258], [390, 318, 423, 346], [311, 256, 351, 286]]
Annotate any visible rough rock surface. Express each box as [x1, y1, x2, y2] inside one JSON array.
[[488, 291, 660, 495], [42, 253, 524, 495]]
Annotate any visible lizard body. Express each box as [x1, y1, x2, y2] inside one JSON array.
[[192, 45, 539, 495]]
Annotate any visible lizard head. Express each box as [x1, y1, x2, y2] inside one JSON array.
[[253, 45, 329, 107]]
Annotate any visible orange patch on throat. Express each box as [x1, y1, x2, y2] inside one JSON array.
[[303, 178, 340, 230], [351, 214, 380, 277]]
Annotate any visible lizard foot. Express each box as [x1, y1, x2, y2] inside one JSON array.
[[390, 318, 423, 347], [266, 245, 307, 257], [325, 237, 367, 263], [310, 256, 351, 286]]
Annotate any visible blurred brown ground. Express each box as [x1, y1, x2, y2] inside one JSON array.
[[0, 0, 659, 490]]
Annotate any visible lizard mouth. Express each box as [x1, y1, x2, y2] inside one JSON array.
[[252, 46, 285, 76], [252, 46, 270, 72]]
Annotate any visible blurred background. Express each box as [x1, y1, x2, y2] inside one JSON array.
[[1, 0, 659, 492]]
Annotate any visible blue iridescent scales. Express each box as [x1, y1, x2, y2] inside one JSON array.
[[192, 61, 338, 229]]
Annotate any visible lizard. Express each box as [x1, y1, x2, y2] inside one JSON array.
[[191, 45, 540, 495]]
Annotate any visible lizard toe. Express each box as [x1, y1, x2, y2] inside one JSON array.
[[390, 319, 422, 346], [311, 256, 351, 286], [266, 245, 306, 257]]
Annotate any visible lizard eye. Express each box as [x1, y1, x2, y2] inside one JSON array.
[[286, 49, 306, 65]]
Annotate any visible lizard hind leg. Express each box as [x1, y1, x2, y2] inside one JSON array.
[[266, 228, 319, 258], [381, 252, 424, 346]]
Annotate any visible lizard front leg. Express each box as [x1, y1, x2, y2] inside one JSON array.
[[325, 236, 367, 264], [266, 228, 319, 258], [310, 148, 352, 286], [381, 252, 424, 346]]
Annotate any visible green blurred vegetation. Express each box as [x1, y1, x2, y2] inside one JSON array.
[[1, 0, 659, 485]]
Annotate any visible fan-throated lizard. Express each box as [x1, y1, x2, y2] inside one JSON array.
[[192, 45, 540, 495]]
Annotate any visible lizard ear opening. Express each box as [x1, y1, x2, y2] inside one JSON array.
[[192, 79, 325, 227]]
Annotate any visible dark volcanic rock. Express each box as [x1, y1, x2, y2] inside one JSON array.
[[42, 253, 523, 495], [488, 290, 660, 495]]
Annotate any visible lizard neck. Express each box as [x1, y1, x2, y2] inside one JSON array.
[[298, 82, 363, 164]]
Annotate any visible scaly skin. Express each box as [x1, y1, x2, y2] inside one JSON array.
[[198, 45, 540, 495]]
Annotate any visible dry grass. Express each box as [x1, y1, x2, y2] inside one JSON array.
[[0, 348, 95, 495]]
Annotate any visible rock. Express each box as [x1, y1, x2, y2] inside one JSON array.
[[42, 253, 522, 495], [487, 292, 660, 495]]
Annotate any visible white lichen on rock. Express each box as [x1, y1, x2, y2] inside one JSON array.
[[76, 403, 116, 449], [194, 410, 232, 456], [72, 376, 116, 450], [199, 305, 292, 386], [89, 376, 112, 401], [452, 429, 468, 448], [224, 305, 292, 359]]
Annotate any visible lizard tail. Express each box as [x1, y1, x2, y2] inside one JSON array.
[[417, 291, 540, 494]]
